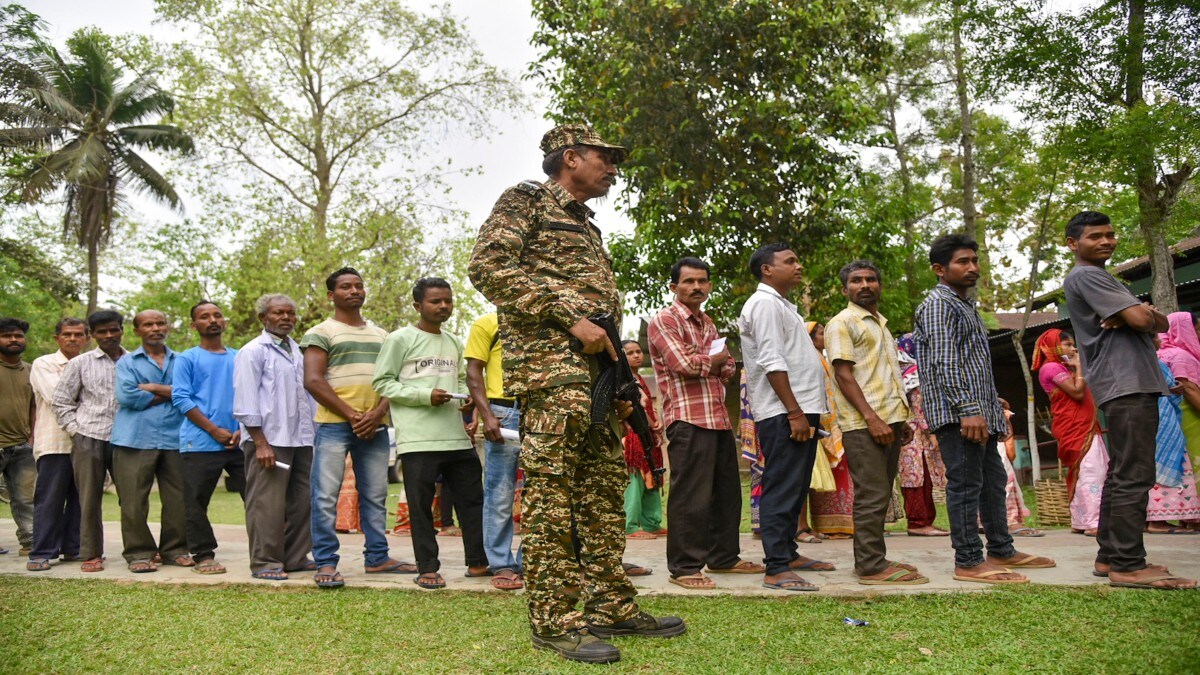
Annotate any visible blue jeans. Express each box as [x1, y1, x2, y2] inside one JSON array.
[[310, 423, 391, 569], [935, 426, 1016, 568], [483, 403, 522, 572]]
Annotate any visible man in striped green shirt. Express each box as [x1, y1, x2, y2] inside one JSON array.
[[301, 267, 414, 589]]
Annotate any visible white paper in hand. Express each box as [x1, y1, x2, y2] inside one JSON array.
[[273, 461, 291, 470], [500, 428, 520, 443], [708, 337, 726, 356]]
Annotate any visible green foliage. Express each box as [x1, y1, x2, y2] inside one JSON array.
[[0, 24, 193, 313], [531, 0, 891, 329], [136, 0, 519, 335]]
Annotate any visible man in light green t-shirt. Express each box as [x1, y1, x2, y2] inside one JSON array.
[[301, 267, 414, 589], [372, 277, 488, 589]]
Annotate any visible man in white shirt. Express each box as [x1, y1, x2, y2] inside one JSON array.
[[738, 243, 833, 592], [26, 318, 89, 570]]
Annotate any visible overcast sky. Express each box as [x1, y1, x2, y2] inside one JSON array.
[[26, 0, 636, 236]]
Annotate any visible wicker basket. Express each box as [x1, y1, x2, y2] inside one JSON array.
[[1035, 463, 1071, 526]]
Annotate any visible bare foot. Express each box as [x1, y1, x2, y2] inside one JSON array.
[[1094, 561, 1169, 577], [907, 525, 950, 536]]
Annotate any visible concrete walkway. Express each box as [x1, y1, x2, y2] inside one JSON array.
[[3, 518, 1198, 595]]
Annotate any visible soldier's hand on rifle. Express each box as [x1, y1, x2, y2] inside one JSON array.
[[614, 399, 634, 421], [570, 317, 617, 360]]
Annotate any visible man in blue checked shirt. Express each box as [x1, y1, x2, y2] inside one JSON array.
[[111, 309, 190, 573], [913, 234, 1055, 585]]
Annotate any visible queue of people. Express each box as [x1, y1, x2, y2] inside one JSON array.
[[0, 124, 1196, 668]]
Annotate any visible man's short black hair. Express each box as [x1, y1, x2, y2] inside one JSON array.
[[1065, 211, 1111, 241], [325, 267, 363, 292], [54, 317, 87, 335], [839, 260, 882, 288], [749, 243, 791, 281], [542, 145, 582, 176], [928, 234, 978, 267], [87, 309, 124, 331], [0, 317, 29, 334], [670, 256, 711, 284], [189, 300, 219, 321], [412, 277, 452, 303]]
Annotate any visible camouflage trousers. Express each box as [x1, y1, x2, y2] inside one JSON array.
[[519, 383, 640, 637]]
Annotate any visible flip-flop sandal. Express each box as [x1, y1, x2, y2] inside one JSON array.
[[708, 560, 766, 574], [436, 527, 462, 537], [193, 559, 227, 575], [80, 557, 104, 573], [886, 560, 918, 572], [668, 574, 716, 590], [988, 554, 1056, 569], [1110, 574, 1197, 590], [622, 562, 653, 576], [365, 560, 419, 574], [626, 531, 657, 539], [314, 570, 345, 589], [252, 568, 288, 581], [907, 529, 951, 536], [789, 557, 836, 571], [1146, 526, 1200, 534], [762, 578, 819, 592], [1010, 527, 1046, 537], [165, 554, 197, 567], [129, 560, 158, 573], [491, 570, 524, 590], [794, 531, 823, 544], [953, 569, 1028, 585], [26, 558, 51, 571], [414, 573, 445, 589], [859, 568, 930, 586]]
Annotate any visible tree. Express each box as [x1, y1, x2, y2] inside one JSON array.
[[152, 0, 520, 326], [972, 0, 1200, 312], [0, 29, 194, 315], [531, 0, 891, 329]]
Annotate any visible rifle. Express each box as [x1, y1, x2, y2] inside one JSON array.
[[580, 313, 664, 488]]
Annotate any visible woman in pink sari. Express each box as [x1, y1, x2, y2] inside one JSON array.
[[1032, 329, 1106, 535], [1151, 313, 1200, 532]]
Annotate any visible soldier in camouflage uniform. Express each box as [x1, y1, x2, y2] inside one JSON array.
[[469, 124, 685, 664]]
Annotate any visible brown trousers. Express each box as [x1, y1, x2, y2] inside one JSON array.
[[842, 424, 903, 576], [243, 442, 313, 573]]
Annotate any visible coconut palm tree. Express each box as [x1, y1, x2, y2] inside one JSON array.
[[0, 30, 193, 314]]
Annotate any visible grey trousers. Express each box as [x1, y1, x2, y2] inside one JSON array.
[[112, 446, 188, 563], [0, 443, 35, 548], [71, 435, 114, 560], [842, 424, 903, 576], [243, 442, 313, 573]]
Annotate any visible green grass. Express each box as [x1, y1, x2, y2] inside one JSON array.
[[0, 577, 1194, 673]]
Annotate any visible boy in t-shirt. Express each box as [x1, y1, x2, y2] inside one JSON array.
[[1063, 210, 1195, 590], [372, 278, 488, 589]]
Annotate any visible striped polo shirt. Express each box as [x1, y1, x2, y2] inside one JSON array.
[[300, 318, 390, 423]]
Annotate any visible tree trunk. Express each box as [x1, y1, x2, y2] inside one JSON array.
[[1123, 0, 1178, 311], [87, 236, 99, 316], [952, 1, 987, 303], [884, 80, 922, 313]]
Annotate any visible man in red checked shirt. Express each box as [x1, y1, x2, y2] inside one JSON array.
[[648, 256, 766, 591]]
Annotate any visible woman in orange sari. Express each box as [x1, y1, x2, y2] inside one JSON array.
[[1032, 329, 1107, 535]]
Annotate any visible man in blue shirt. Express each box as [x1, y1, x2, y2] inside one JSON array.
[[172, 301, 241, 575], [111, 309, 189, 573]]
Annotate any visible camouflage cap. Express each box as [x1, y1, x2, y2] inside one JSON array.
[[540, 123, 627, 164]]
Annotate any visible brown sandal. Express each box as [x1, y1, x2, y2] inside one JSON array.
[[80, 557, 104, 573], [668, 574, 716, 589], [491, 569, 523, 591]]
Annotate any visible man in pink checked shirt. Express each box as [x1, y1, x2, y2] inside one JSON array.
[[648, 256, 766, 591]]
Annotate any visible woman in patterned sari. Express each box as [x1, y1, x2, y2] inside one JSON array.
[[895, 334, 948, 536], [1032, 328, 1106, 535], [1150, 319, 1200, 532]]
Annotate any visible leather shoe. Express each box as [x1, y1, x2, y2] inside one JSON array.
[[588, 611, 687, 639], [531, 628, 621, 663]]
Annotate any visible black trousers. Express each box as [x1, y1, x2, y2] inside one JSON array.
[[664, 422, 742, 577], [400, 449, 487, 574], [756, 413, 819, 575], [30, 454, 80, 560], [182, 450, 246, 561], [1097, 393, 1159, 572]]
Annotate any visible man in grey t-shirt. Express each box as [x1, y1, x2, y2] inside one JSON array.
[[1063, 210, 1195, 591]]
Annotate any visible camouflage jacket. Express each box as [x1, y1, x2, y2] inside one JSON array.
[[468, 178, 620, 395]]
